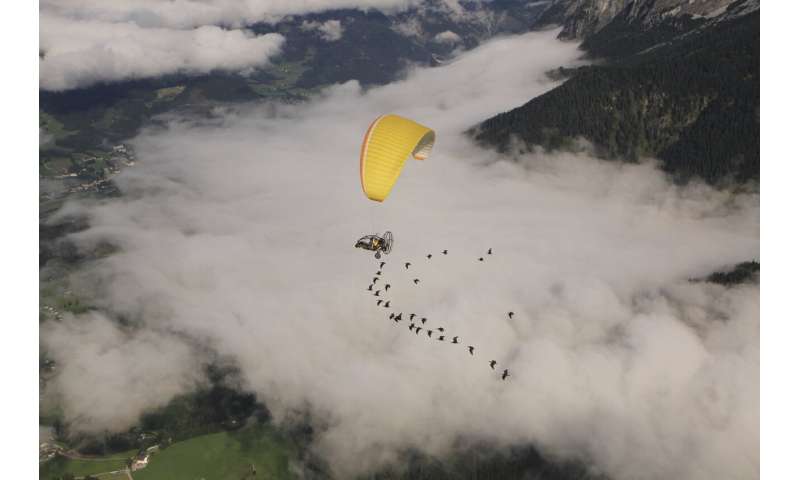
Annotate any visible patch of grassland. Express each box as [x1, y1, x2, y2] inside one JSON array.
[[133, 426, 296, 480], [40, 451, 136, 479], [40, 156, 74, 176], [93, 107, 126, 130], [249, 50, 316, 99], [96, 472, 130, 480], [55, 294, 91, 314], [40, 112, 77, 142]]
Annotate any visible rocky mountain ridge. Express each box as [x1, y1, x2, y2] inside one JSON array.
[[537, 0, 756, 39]]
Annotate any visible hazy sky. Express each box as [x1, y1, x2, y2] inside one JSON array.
[[42, 29, 759, 480]]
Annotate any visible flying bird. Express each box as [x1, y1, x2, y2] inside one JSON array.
[[395, 313, 402, 321], [442, 249, 448, 255], [487, 248, 492, 255], [468, 346, 474, 355], [427, 330, 433, 337], [502, 369, 510, 380], [436, 327, 445, 332], [420, 317, 427, 324], [372, 277, 379, 284], [479, 257, 484, 262], [389, 313, 395, 320], [415, 327, 422, 334], [409, 323, 415, 331], [385, 284, 391, 291], [490, 360, 497, 370], [508, 311, 514, 319], [384, 301, 391, 308], [427, 254, 432, 259], [405, 262, 411, 269], [438, 335, 445, 341], [376, 271, 382, 275], [413, 278, 420, 284], [377, 300, 383, 306], [380, 261, 386, 268], [367, 284, 373, 291], [374, 290, 381, 296], [409, 314, 416, 320], [451, 336, 459, 344]]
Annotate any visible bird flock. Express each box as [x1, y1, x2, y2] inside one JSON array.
[[365, 248, 512, 381]]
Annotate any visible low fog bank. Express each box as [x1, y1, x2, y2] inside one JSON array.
[[41, 30, 759, 480]]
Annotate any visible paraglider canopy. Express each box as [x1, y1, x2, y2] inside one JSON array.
[[359, 114, 435, 202]]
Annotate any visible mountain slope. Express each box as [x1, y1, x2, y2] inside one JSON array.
[[535, 0, 750, 40], [580, 0, 758, 58], [473, 3, 759, 185], [536, 0, 631, 39]]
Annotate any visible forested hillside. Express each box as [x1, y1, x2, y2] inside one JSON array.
[[473, 4, 759, 185]]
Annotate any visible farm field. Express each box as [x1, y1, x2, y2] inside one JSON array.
[[133, 428, 296, 480]]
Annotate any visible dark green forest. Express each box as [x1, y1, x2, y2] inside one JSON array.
[[705, 261, 760, 286], [473, 10, 759, 186]]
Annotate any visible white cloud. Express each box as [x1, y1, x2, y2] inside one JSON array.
[[41, 312, 205, 433], [434, 30, 462, 44], [392, 17, 424, 38], [41, 0, 426, 29], [39, 14, 284, 91], [39, 1, 505, 89], [40, 0, 425, 90], [43, 30, 759, 479], [301, 19, 345, 41]]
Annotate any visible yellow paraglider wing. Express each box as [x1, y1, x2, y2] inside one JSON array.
[[360, 114, 435, 202]]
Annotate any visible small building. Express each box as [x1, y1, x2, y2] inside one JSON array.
[[130, 453, 150, 471]]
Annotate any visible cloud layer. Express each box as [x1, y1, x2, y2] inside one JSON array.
[[41, 0, 427, 29], [39, 13, 284, 91], [433, 30, 462, 44], [38, 1, 509, 90], [40, 1, 427, 90], [42, 30, 759, 479], [301, 19, 345, 41]]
